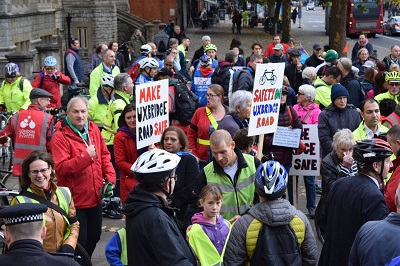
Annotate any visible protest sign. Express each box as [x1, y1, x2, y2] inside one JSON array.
[[248, 62, 285, 136], [290, 124, 320, 176], [272, 126, 302, 148], [135, 79, 169, 149]]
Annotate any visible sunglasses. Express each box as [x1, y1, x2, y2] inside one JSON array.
[[5, 74, 16, 79]]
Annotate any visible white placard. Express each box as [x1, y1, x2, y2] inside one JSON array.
[[248, 62, 285, 136], [135, 79, 169, 149], [290, 124, 321, 176], [272, 126, 302, 148]]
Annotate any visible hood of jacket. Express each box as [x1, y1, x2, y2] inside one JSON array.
[[295, 102, 319, 112], [217, 60, 232, 68], [191, 212, 225, 227], [124, 185, 173, 218], [248, 199, 296, 227]]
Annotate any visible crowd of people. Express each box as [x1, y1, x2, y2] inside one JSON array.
[[2, 20, 400, 265]]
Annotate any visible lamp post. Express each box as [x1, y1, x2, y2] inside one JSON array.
[[66, 13, 72, 44]]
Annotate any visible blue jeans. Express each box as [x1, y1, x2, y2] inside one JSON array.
[[303, 176, 316, 209]]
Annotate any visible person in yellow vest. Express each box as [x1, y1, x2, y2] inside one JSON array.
[[11, 150, 80, 254], [105, 228, 128, 266], [187, 184, 231, 266], [224, 160, 318, 265]]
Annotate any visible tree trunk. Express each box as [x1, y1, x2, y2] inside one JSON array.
[[281, 0, 291, 43], [329, 0, 347, 57]]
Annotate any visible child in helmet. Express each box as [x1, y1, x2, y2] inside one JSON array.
[[187, 184, 231, 266], [191, 55, 214, 106], [32, 56, 71, 108]]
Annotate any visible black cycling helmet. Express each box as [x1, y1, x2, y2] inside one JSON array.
[[255, 160, 288, 200], [353, 139, 393, 167]]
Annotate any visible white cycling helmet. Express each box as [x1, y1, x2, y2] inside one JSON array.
[[101, 74, 115, 88], [140, 44, 153, 55], [44, 56, 57, 67], [139, 57, 159, 70], [131, 148, 180, 187]]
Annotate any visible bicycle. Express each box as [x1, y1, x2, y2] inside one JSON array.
[[259, 69, 278, 85], [0, 111, 15, 188]]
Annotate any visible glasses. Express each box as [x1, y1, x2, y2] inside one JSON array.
[[5, 74, 16, 79], [169, 169, 178, 181], [206, 94, 219, 98], [389, 83, 400, 86], [29, 167, 50, 177], [297, 92, 305, 96]]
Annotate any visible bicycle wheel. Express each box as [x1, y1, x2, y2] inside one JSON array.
[[74, 242, 92, 266], [1, 173, 18, 191], [259, 75, 267, 85], [271, 75, 277, 85]]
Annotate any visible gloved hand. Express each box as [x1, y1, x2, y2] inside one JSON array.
[[52, 73, 60, 80], [0, 104, 6, 111], [100, 182, 114, 198], [60, 244, 74, 254]]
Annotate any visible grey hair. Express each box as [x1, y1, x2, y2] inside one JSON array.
[[302, 67, 316, 81], [225, 50, 238, 63], [67, 96, 89, 112], [338, 57, 352, 71], [298, 84, 316, 102], [229, 90, 252, 113], [169, 38, 179, 46], [332, 128, 354, 151], [114, 73, 131, 91], [174, 25, 181, 30]]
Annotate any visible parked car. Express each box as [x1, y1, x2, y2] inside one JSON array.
[[383, 16, 400, 35], [306, 3, 315, 10]]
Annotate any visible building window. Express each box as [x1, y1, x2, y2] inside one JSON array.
[[77, 27, 88, 50]]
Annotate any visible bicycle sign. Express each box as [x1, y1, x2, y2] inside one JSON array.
[[259, 69, 277, 85]]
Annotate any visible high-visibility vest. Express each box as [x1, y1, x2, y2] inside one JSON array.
[[117, 228, 128, 265]]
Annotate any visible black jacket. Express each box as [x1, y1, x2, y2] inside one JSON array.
[[319, 174, 388, 266], [212, 60, 233, 100], [124, 186, 196, 266], [305, 53, 324, 68], [284, 63, 306, 94], [0, 239, 79, 265], [341, 71, 364, 108]]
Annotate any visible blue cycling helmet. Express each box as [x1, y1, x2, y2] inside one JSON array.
[[255, 160, 288, 200], [4, 63, 19, 77], [200, 54, 212, 67], [44, 56, 57, 67]]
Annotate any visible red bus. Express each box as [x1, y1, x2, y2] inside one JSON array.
[[326, 0, 384, 37]]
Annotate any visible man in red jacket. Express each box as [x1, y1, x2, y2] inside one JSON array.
[[385, 124, 400, 212], [31, 56, 71, 108], [50, 96, 116, 258], [0, 88, 54, 176]]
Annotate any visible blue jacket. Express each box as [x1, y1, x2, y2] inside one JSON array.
[[191, 68, 213, 106]]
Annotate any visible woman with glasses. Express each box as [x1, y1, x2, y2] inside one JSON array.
[[11, 150, 80, 254], [352, 48, 370, 76], [32, 56, 71, 109], [0, 62, 32, 111], [188, 84, 228, 162], [159, 126, 199, 224]]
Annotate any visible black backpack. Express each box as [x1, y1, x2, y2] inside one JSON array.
[[231, 68, 249, 94], [158, 39, 167, 53], [171, 82, 200, 125]]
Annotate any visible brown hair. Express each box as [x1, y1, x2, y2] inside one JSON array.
[[199, 184, 223, 202], [159, 126, 189, 151], [21, 151, 55, 190]]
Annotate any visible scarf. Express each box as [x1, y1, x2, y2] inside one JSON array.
[[65, 116, 89, 142]]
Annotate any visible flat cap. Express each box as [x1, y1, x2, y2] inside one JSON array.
[[290, 49, 302, 56], [0, 203, 47, 226], [273, 44, 284, 50], [30, 88, 53, 99]]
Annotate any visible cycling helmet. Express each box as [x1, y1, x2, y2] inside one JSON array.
[[353, 139, 393, 167], [139, 57, 159, 70], [140, 44, 153, 55], [4, 63, 19, 77], [385, 71, 400, 82], [200, 54, 212, 67], [204, 43, 218, 52], [101, 74, 115, 88], [44, 56, 57, 67], [255, 161, 288, 200], [131, 148, 180, 187]]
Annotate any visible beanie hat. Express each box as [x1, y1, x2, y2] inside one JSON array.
[[331, 83, 349, 102], [324, 50, 338, 62]]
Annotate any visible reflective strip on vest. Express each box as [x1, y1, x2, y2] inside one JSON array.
[[13, 112, 51, 150], [15, 187, 72, 240], [117, 228, 128, 265], [198, 138, 210, 145], [188, 223, 231, 266], [384, 113, 400, 127], [204, 154, 256, 220]]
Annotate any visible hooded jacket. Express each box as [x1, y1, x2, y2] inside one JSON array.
[[211, 60, 233, 101], [224, 199, 318, 266], [124, 186, 197, 266]]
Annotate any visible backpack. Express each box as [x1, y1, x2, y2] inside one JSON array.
[[170, 82, 200, 125], [157, 38, 167, 53], [1, 77, 26, 92], [231, 68, 249, 94], [126, 62, 140, 85], [248, 219, 302, 266], [342, 78, 365, 107]]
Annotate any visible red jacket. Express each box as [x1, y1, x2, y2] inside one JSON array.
[[0, 104, 53, 176], [188, 107, 217, 161], [50, 120, 116, 209], [31, 70, 71, 108], [114, 128, 139, 205], [385, 156, 400, 212], [263, 42, 290, 57]]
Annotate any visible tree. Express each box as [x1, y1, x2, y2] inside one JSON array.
[[281, 0, 292, 43], [328, 0, 347, 56]]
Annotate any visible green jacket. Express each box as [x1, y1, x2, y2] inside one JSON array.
[[352, 121, 389, 141], [374, 91, 399, 104], [89, 63, 120, 97], [313, 77, 332, 108], [0, 77, 32, 111], [101, 91, 131, 145], [89, 89, 110, 129]]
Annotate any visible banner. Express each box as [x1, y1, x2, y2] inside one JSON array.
[[248, 62, 285, 136], [135, 79, 169, 149], [290, 124, 320, 176]]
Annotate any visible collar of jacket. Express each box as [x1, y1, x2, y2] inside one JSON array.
[[211, 146, 249, 174]]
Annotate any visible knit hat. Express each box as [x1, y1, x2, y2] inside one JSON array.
[[324, 50, 338, 62], [331, 83, 349, 102], [202, 36, 211, 42]]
